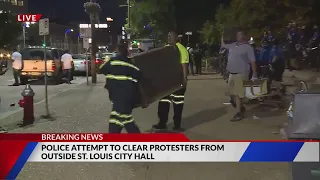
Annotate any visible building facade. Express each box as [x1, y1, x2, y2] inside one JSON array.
[[0, 0, 28, 14]]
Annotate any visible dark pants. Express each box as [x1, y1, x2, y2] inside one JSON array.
[[257, 61, 268, 78], [13, 68, 21, 84], [309, 50, 320, 71], [63, 69, 72, 83], [108, 100, 141, 133], [287, 47, 296, 70], [194, 58, 202, 74], [189, 61, 194, 75], [157, 87, 186, 128]]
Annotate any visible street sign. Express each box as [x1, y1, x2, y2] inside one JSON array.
[[39, 18, 49, 36], [83, 38, 90, 49], [79, 28, 91, 38], [185, 32, 192, 35], [178, 34, 183, 38]]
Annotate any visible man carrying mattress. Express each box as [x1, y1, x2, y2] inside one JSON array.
[[152, 30, 189, 132]]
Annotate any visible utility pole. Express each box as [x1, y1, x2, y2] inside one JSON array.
[[120, 0, 131, 40], [127, 0, 130, 29]]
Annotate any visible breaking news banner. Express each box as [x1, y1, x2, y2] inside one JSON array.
[[0, 134, 319, 179]]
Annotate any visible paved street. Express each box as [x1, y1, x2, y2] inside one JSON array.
[[0, 73, 294, 180], [0, 63, 90, 121]]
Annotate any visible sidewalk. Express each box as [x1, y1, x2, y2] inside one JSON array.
[[2, 75, 290, 180]]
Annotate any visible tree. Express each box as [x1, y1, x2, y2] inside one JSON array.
[[200, 0, 317, 44], [126, 0, 176, 41], [0, 12, 22, 49]]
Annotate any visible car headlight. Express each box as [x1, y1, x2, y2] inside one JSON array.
[[0, 54, 3, 58], [6, 54, 10, 58], [105, 56, 110, 61]]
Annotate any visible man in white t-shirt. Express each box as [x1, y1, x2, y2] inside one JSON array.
[[61, 50, 73, 84], [11, 49, 23, 86]]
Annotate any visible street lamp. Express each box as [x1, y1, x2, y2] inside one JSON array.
[[65, 29, 74, 50], [23, 22, 36, 48], [119, 0, 132, 39], [106, 17, 113, 22]]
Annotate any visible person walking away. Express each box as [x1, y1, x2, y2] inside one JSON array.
[[269, 39, 285, 99], [153, 30, 189, 131], [99, 40, 141, 133], [221, 29, 257, 121], [61, 50, 73, 84], [193, 44, 203, 75], [11, 49, 23, 86], [186, 44, 194, 75]]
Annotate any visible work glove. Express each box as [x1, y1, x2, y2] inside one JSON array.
[[251, 72, 258, 81]]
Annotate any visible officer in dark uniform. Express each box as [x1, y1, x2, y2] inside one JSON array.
[[153, 30, 189, 131], [287, 22, 299, 70], [99, 40, 141, 133], [259, 32, 270, 77], [308, 25, 319, 69]]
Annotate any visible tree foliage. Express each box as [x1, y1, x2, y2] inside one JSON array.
[[0, 12, 22, 48], [125, 0, 176, 41], [200, 0, 318, 45]]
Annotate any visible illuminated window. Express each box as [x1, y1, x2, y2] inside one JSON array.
[[18, 0, 23, 6], [11, 0, 17, 5]]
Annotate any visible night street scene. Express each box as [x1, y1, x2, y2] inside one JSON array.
[[0, 0, 320, 179]]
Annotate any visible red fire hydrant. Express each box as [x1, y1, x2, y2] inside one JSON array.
[[18, 84, 35, 126]]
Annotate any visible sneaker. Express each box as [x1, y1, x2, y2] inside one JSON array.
[[152, 124, 167, 130], [230, 112, 244, 122], [9, 83, 19, 86], [0, 128, 7, 133]]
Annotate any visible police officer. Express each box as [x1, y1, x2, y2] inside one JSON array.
[[259, 32, 270, 78], [153, 30, 189, 131], [99, 40, 141, 133], [308, 25, 319, 69], [270, 39, 285, 99], [248, 38, 260, 79], [287, 22, 299, 70]]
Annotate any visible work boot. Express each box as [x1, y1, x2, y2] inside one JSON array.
[[231, 112, 244, 122], [152, 123, 167, 131]]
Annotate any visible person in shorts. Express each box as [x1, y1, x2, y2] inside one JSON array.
[[221, 29, 257, 121], [270, 39, 285, 98]]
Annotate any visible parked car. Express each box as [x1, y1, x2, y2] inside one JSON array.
[[102, 52, 114, 62], [0, 52, 10, 68], [20, 47, 74, 84], [72, 54, 91, 75]]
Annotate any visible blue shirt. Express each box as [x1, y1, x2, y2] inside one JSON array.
[[288, 29, 298, 44], [311, 32, 319, 41], [270, 46, 284, 64], [254, 49, 260, 62], [267, 35, 274, 42]]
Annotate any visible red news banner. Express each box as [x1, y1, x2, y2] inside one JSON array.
[[17, 14, 42, 22]]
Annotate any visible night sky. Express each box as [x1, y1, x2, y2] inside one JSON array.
[[28, 0, 126, 26]]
